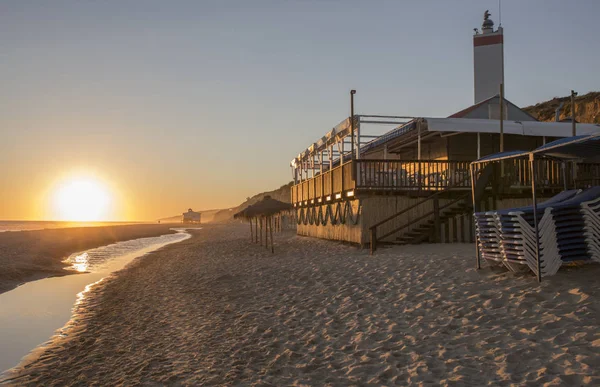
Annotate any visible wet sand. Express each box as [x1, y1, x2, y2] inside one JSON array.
[[3, 223, 599, 385], [0, 224, 179, 294]]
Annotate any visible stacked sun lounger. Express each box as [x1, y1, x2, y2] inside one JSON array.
[[474, 187, 600, 277]]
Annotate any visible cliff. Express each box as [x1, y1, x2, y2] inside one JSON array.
[[211, 182, 293, 223]]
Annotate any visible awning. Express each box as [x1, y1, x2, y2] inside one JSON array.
[[471, 133, 600, 164], [424, 117, 600, 137]]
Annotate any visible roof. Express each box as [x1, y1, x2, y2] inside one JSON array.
[[448, 95, 539, 121], [448, 95, 497, 118]]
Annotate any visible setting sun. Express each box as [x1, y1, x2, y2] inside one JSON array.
[[51, 177, 112, 221]]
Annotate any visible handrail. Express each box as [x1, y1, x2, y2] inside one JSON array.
[[369, 175, 471, 230], [377, 194, 469, 241]]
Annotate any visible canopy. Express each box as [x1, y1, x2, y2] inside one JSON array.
[[425, 118, 600, 137], [531, 134, 600, 160], [233, 196, 292, 219], [291, 117, 600, 168], [471, 133, 600, 164]]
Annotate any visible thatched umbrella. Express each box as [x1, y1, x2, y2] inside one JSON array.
[[235, 196, 292, 253]]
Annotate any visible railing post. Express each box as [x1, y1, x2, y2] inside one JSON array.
[[330, 167, 333, 197], [370, 227, 377, 255], [341, 162, 345, 197], [433, 197, 440, 243]]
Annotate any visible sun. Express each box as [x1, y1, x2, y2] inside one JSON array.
[[52, 177, 112, 221]]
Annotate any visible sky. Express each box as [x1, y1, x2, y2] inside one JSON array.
[[1, 0, 599, 221]]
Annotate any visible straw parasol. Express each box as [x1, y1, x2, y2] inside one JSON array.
[[234, 196, 292, 252]]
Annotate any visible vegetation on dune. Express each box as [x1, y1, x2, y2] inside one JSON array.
[[523, 91, 600, 123]]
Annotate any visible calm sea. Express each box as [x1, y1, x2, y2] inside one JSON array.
[[0, 220, 146, 233]]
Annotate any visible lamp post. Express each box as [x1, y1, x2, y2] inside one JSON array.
[[350, 90, 356, 161], [571, 90, 578, 186], [571, 90, 578, 136], [499, 83, 504, 152]]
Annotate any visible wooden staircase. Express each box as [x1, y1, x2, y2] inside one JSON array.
[[369, 185, 472, 253], [395, 196, 471, 245]]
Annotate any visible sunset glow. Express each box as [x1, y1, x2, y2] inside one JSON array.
[[51, 177, 112, 221]]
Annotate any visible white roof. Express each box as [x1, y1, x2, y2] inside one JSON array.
[[424, 117, 600, 137]]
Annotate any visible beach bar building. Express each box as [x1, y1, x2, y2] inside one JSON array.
[[290, 12, 600, 247], [182, 208, 201, 224]]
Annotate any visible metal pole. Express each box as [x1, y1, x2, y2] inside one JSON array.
[[500, 83, 505, 179], [530, 154, 542, 283], [356, 119, 361, 159], [471, 164, 481, 269], [571, 90, 577, 136], [500, 83, 504, 152]]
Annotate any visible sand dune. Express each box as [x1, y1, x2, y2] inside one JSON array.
[[0, 224, 179, 295], [3, 223, 599, 385]]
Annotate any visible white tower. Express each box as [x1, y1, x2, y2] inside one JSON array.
[[473, 10, 504, 104]]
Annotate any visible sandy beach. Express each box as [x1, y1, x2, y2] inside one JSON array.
[[0, 224, 180, 295], [2, 223, 598, 385]]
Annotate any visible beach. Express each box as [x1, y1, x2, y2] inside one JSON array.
[[3, 223, 599, 385], [0, 224, 179, 295]]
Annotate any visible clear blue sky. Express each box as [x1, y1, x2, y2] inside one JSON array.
[[1, 0, 599, 219]]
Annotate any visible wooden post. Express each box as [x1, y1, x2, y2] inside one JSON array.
[[264, 216, 269, 249], [433, 197, 440, 243], [249, 219, 253, 242], [270, 217, 274, 253], [370, 227, 377, 255], [451, 216, 458, 243], [255, 217, 258, 243], [260, 217, 263, 246]]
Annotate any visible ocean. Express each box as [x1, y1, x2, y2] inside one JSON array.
[[0, 220, 146, 233]]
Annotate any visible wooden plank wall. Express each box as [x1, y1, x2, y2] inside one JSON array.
[[296, 195, 551, 246], [296, 200, 363, 244]]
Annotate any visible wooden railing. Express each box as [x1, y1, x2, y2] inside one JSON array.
[[577, 163, 600, 188], [292, 163, 356, 204], [495, 159, 572, 188], [291, 159, 600, 205], [355, 159, 471, 190]]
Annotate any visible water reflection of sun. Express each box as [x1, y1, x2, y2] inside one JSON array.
[[71, 252, 90, 272]]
